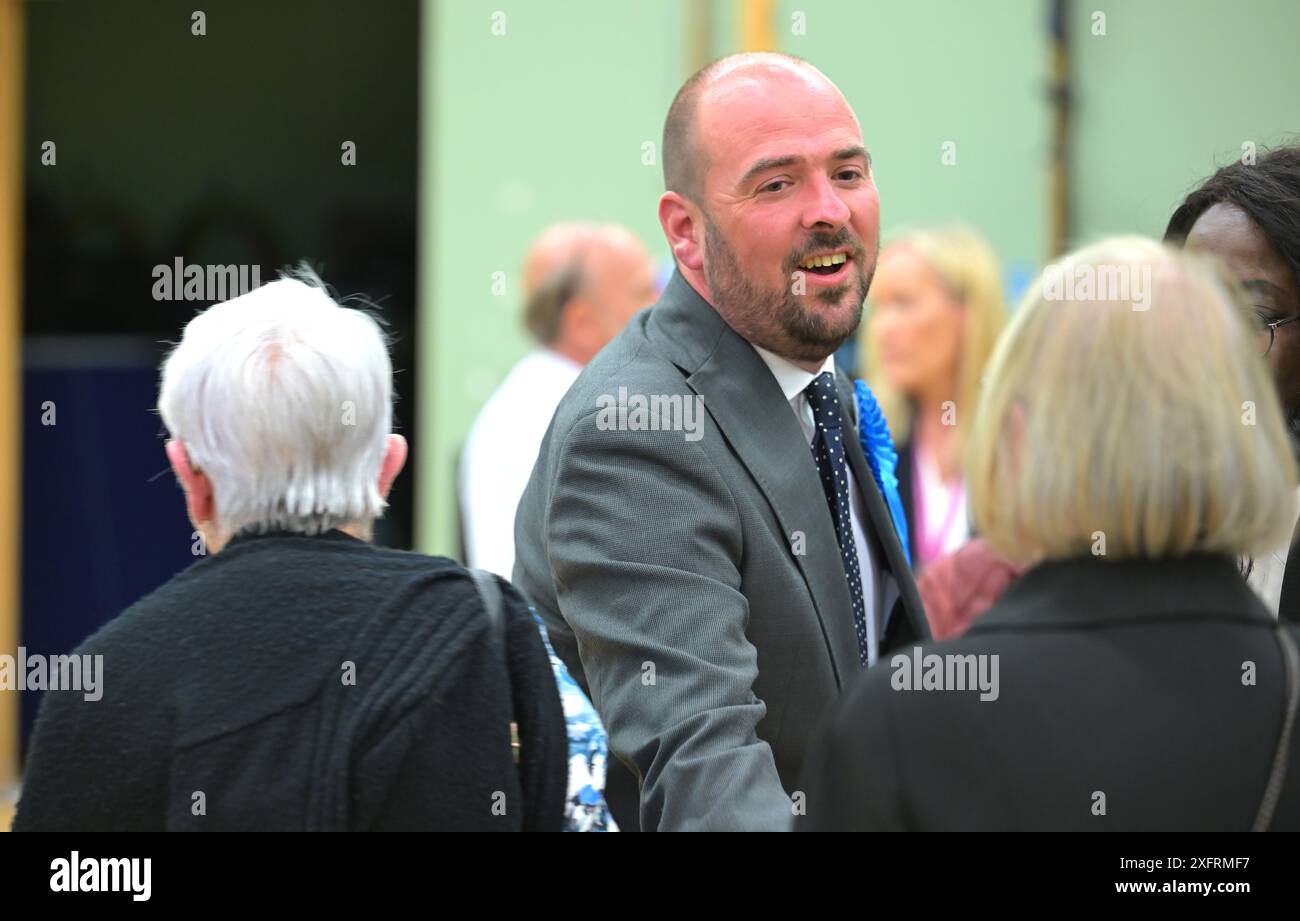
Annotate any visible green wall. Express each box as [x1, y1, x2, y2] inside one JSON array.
[[419, 0, 697, 555], [1071, 0, 1300, 244]]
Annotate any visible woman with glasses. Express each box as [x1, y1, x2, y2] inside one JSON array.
[[1166, 146, 1300, 619]]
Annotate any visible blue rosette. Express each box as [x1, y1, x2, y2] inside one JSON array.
[[854, 379, 911, 567]]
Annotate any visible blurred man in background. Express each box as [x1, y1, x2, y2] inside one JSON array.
[[460, 222, 657, 577]]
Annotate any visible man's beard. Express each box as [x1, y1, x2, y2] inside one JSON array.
[[702, 213, 873, 364]]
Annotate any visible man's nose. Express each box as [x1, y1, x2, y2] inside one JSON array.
[[801, 175, 851, 231]]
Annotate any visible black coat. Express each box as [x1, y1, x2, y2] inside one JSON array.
[[797, 554, 1300, 831], [14, 530, 568, 832]]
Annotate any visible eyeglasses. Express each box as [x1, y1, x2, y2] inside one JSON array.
[[1253, 311, 1300, 356]]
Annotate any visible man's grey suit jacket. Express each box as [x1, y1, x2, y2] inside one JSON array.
[[513, 270, 929, 831]]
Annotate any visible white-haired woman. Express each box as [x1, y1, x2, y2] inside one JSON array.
[[800, 238, 1300, 831], [15, 273, 572, 831]]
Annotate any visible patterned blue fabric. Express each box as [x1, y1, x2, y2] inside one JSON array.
[[854, 378, 912, 567], [531, 611, 618, 832]]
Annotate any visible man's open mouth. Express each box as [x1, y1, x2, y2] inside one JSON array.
[[797, 252, 850, 276]]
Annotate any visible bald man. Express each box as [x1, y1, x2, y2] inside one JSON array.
[[460, 223, 657, 578], [514, 53, 928, 831]]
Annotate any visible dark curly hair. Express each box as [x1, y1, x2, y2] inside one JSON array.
[[1164, 145, 1300, 296]]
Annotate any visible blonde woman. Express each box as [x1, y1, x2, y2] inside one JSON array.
[[800, 238, 1300, 831], [864, 225, 1006, 568]]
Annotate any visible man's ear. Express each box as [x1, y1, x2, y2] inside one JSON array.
[[165, 439, 216, 528], [377, 434, 408, 500], [658, 191, 705, 273]]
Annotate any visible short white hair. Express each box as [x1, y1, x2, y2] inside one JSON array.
[[158, 272, 394, 538]]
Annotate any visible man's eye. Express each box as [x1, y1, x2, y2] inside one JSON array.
[[760, 179, 789, 194], [836, 169, 864, 181]]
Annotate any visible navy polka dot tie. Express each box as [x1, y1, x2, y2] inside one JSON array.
[[805, 372, 869, 666]]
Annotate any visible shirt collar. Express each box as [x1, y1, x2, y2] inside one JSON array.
[[751, 344, 836, 404], [538, 347, 584, 376]]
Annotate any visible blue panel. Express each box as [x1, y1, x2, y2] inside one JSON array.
[[20, 364, 197, 751]]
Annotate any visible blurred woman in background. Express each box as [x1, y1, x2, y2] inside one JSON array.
[[863, 225, 1006, 569]]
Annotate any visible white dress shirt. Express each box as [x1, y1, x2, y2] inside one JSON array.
[[752, 345, 898, 664], [460, 349, 582, 578], [1246, 485, 1300, 617]]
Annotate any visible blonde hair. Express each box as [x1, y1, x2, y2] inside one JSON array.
[[967, 236, 1297, 564], [863, 224, 1006, 450]]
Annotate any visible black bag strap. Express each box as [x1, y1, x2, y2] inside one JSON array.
[[1254, 625, 1300, 831], [470, 568, 504, 637], [469, 569, 519, 764]]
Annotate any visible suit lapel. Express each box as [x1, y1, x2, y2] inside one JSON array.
[[648, 274, 859, 686], [895, 436, 918, 564], [687, 334, 859, 686], [835, 373, 929, 644]]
